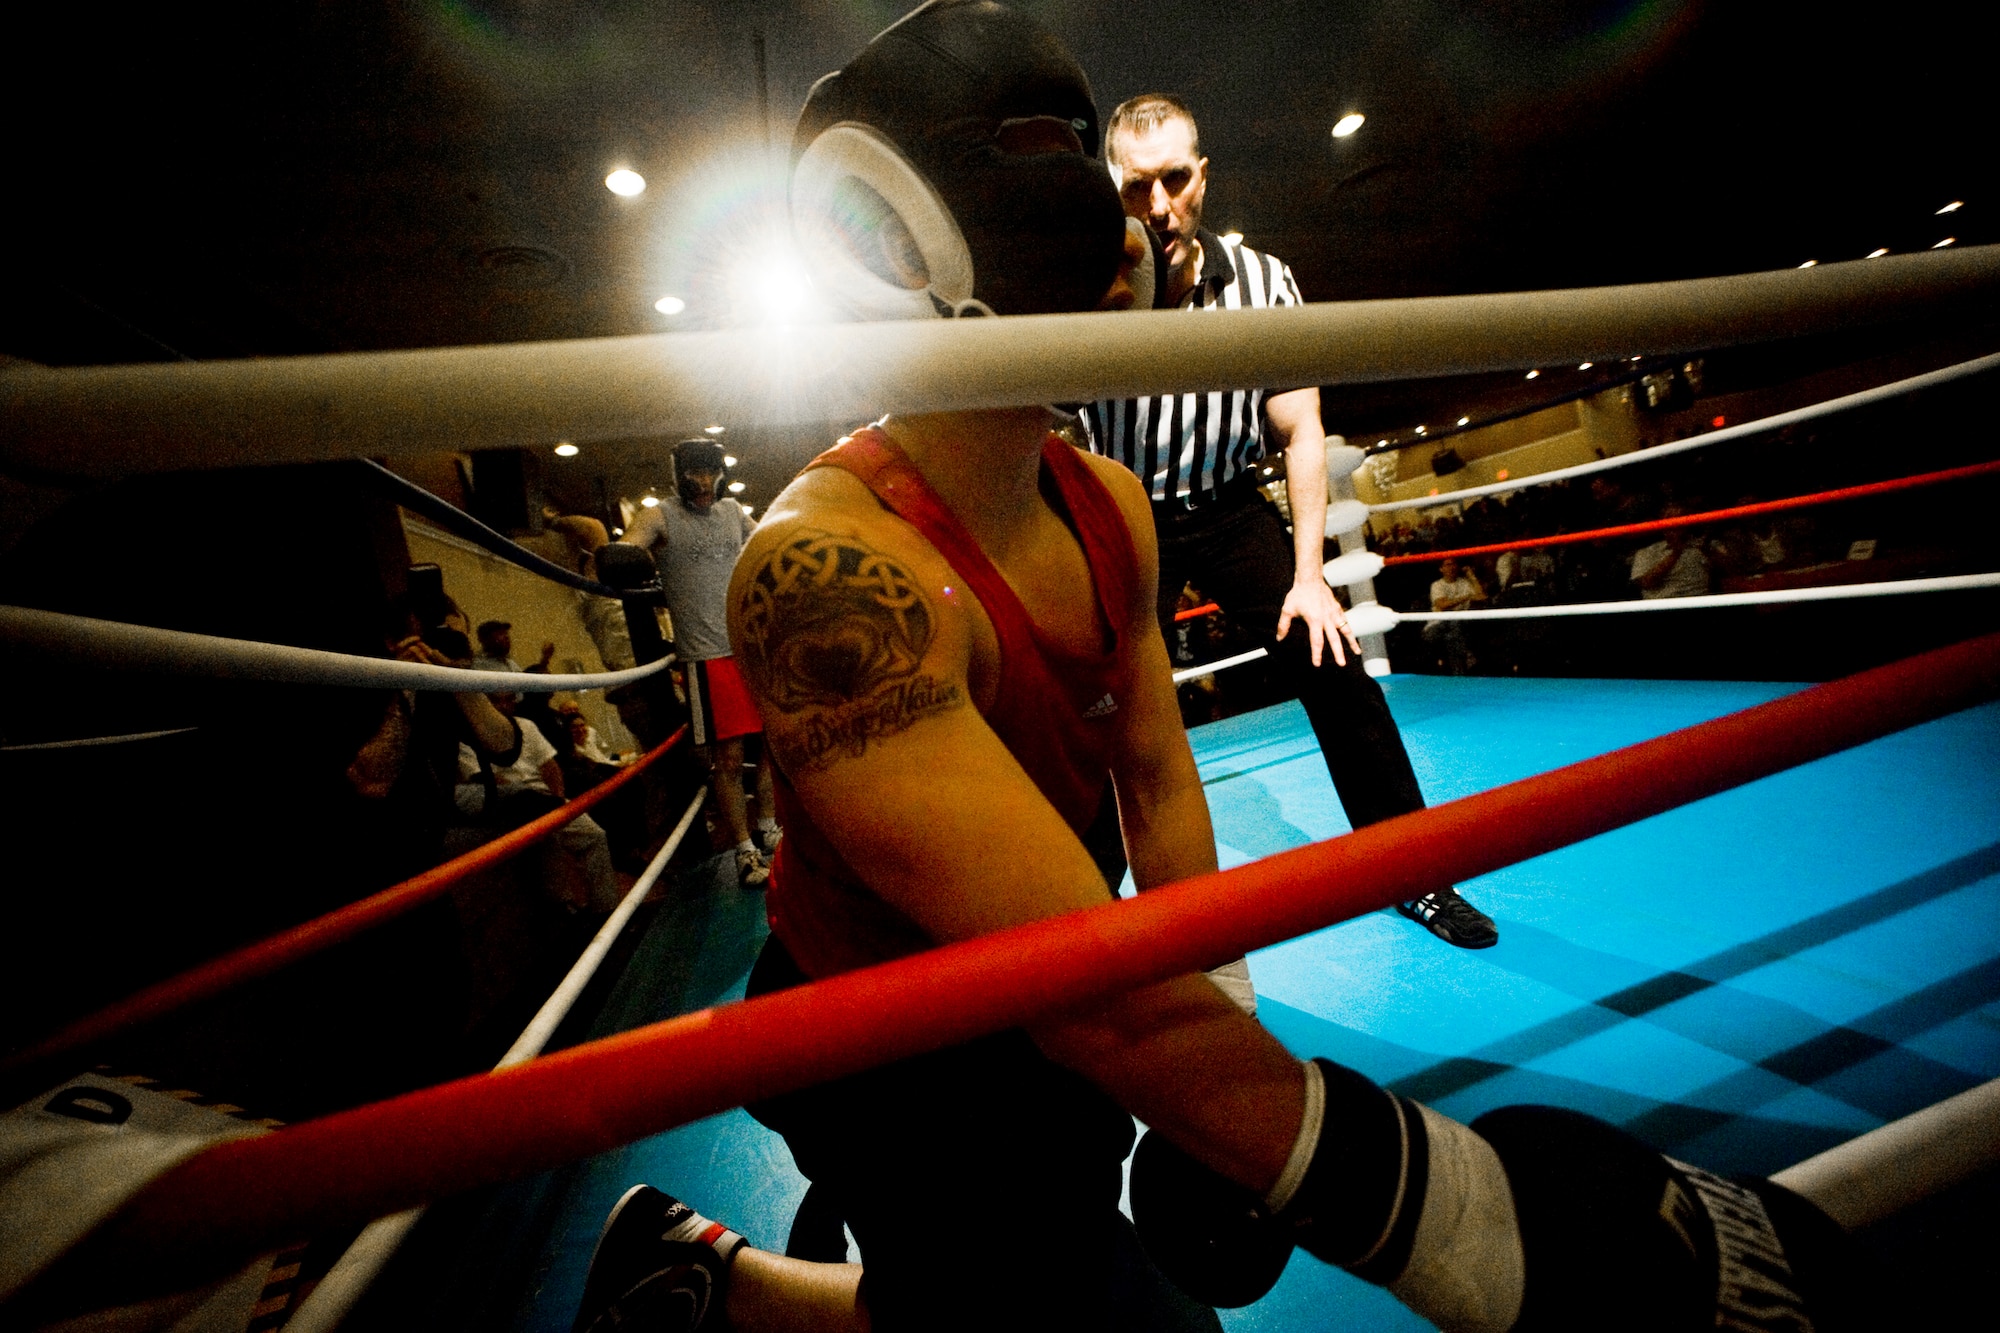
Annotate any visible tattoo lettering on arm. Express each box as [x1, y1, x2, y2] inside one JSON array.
[[737, 531, 965, 771]]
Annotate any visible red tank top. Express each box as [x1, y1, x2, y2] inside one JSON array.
[[766, 427, 1140, 979]]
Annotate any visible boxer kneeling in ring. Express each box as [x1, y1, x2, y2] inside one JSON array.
[[573, 6, 1871, 1332]]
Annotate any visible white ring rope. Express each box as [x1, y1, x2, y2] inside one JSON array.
[[1172, 648, 1272, 685], [1396, 572, 2000, 622], [4, 247, 1995, 477], [1169, 574, 2000, 683], [0, 726, 198, 752], [0, 605, 671, 693], [1772, 1075, 2000, 1233], [1366, 349, 2000, 514], [281, 785, 712, 1333]]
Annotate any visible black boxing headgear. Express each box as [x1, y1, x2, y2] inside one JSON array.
[[790, 0, 1129, 319], [673, 438, 727, 506]]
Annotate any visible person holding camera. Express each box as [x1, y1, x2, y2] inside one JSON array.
[[343, 573, 524, 875]]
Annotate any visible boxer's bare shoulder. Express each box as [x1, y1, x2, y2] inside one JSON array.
[[728, 465, 973, 777]]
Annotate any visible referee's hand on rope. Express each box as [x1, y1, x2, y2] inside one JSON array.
[[1277, 577, 1362, 668]]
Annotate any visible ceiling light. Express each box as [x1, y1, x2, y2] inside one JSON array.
[[1578, 361, 1593, 370], [740, 505, 754, 516], [722, 455, 738, 467], [704, 424, 725, 434], [1629, 355, 1642, 361], [728, 481, 746, 493], [1376, 439, 1388, 447], [1331, 113, 1365, 138], [1934, 237, 1957, 248], [641, 495, 659, 508], [1495, 469, 1509, 481], [1798, 259, 1817, 268], [605, 169, 646, 197], [1456, 416, 1470, 426], [1525, 369, 1540, 379], [654, 295, 686, 315], [611, 527, 623, 537], [553, 442, 579, 457], [1221, 231, 1244, 244], [1262, 465, 1275, 475], [1938, 201, 1964, 214], [1414, 425, 1427, 435], [1866, 248, 1889, 259]]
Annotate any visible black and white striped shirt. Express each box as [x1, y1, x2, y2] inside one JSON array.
[[1079, 229, 1304, 510]]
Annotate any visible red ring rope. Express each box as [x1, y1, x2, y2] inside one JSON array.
[[1174, 601, 1221, 622], [4, 725, 688, 1078], [1380, 458, 2000, 567], [93, 634, 2000, 1279]]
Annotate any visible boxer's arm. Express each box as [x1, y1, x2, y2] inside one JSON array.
[[728, 493, 1303, 1194], [1087, 455, 1218, 893], [620, 504, 666, 553]]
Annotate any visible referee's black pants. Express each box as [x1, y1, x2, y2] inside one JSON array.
[[1155, 490, 1427, 830]]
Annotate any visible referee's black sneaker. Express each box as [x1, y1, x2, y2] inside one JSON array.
[[1396, 888, 1499, 949]]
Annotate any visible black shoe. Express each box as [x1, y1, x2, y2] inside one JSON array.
[[573, 1185, 741, 1333], [1396, 888, 1499, 949]]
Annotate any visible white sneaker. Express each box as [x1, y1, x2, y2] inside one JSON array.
[[735, 846, 770, 888]]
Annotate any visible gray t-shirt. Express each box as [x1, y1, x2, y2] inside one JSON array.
[[626, 497, 753, 662]]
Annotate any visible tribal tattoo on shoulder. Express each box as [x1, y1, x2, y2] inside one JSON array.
[[736, 530, 964, 772]]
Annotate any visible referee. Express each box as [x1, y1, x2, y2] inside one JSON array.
[[1082, 94, 1496, 948]]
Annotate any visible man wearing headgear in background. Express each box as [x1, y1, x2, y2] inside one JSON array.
[[571, 6, 1865, 1332], [620, 437, 779, 885], [1083, 94, 1498, 950]]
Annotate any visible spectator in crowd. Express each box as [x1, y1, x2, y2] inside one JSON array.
[[545, 512, 640, 674], [345, 594, 524, 876], [559, 699, 624, 768], [1704, 505, 1767, 587], [1425, 556, 1485, 674], [1494, 546, 1557, 601], [547, 511, 611, 572], [457, 695, 621, 914], [552, 698, 649, 873], [1588, 475, 1650, 527], [1630, 510, 1712, 600], [1170, 584, 1231, 727], [542, 509, 663, 750], [473, 620, 555, 676], [471, 617, 576, 780], [1429, 557, 1485, 613]]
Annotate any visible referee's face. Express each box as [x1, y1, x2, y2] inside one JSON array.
[[1111, 119, 1208, 277]]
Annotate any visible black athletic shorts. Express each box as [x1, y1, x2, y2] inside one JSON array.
[[745, 936, 1223, 1333]]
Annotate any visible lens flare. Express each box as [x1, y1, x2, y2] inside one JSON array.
[[733, 255, 819, 325]]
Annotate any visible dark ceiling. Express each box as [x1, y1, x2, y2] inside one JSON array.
[[6, 1, 1997, 510]]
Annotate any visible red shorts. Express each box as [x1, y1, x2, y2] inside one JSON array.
[[687, 656, 763, 746]]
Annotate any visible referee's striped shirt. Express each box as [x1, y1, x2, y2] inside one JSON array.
[[1078, 228, 1304, 510]]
